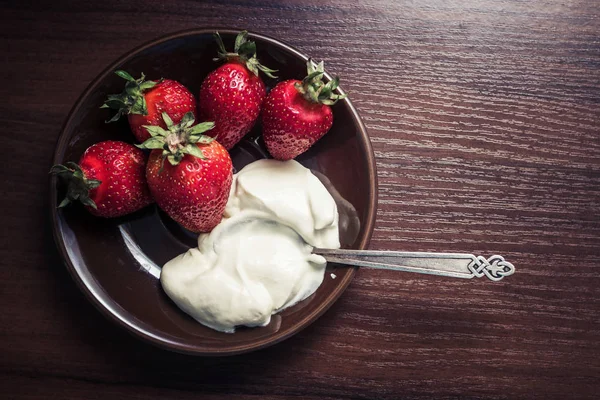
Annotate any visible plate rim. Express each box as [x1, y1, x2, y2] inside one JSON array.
[[49, 27, 378, 356]]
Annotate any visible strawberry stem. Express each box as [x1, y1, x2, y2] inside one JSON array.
[[50, 162, 100, 209], [294, 59, 347, 105], [101, 70, 160, 123], [213, 31, 278, 78], [137, 112, 215, 168]]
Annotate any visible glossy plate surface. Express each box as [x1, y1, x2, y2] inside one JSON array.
[[51, 28, 377, 355]]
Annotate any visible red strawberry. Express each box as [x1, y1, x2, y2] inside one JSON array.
[[51, 141, 153, 217], [262, 60, 346, 160], [102, 70, 197, 142], [198, 31, 277, 150], [139, 112, 233, 232]]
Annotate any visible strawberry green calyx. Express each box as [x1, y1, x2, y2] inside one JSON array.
[[138, 112, 215, 168], [50, 162, 101, 209], [213, 30, 278, 78], [294, 60, 347, 106], [101, 70, 159, 123]]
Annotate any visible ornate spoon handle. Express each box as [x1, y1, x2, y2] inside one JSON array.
[[315, 249, 515, 281]]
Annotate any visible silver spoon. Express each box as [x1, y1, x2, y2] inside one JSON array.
[[315, 248, 515, 281], [120, 225, 514, 282]]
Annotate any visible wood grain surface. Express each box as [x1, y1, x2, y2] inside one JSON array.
[[2, 0, 600, 398]]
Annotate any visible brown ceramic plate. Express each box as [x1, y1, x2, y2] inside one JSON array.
[[50, 28, 377, 356]]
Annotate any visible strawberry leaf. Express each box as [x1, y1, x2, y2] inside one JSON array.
[[234, 30, 247, 53], [185, 144, 207, 160], [72, 169, 84, 180], [180, 111, 195, 128], [257, 63, 278, 79], [143, 125, 169, 138], [167, 154, 179, 166], [138, 80, 158, 91], [87, 179, 102, 189], [130, 96, 147, 115], [66, 161, 82, 171], [214, 32, 228, 59], [115, 70, 135, 82], [320, 86, 332, 99], [329, 76, 340, 90], [58, 198, 71, 208], [105, 109, 125, 123], [194, 135, 215, 144], [238, 41, 256, 59], [189, 121, 215, 135], [49, 164, 72, 175], [161, 112, 174, 128], [137, 137, 165, 150], [80, 195, 98, 209], [101, 94, 127, 109], [303, 71, 324, 85]]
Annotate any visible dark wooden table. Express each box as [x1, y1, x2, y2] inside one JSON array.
[[2, 1, 600, 398]]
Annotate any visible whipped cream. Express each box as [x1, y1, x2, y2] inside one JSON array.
[[160, 159, 340, 333]]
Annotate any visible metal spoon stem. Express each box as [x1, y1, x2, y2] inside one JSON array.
[[315, 249, 515, 281]]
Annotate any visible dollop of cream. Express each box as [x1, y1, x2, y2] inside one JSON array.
[[160, 159, 340, 333], [224, 159, 340, 249]]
